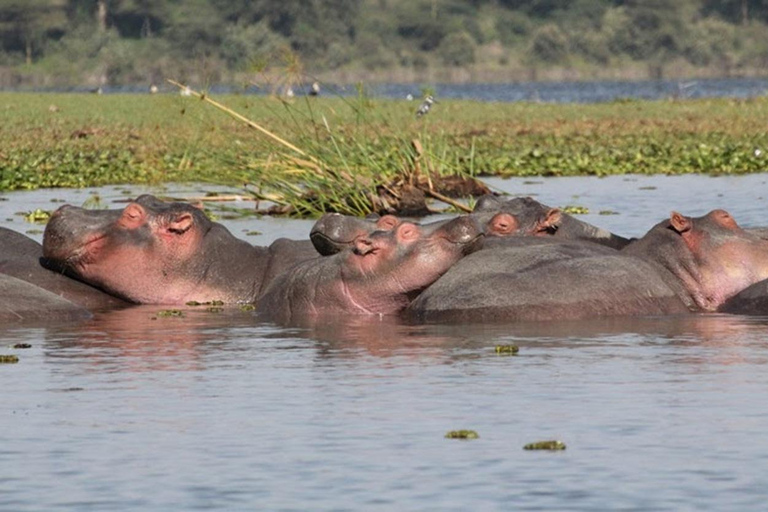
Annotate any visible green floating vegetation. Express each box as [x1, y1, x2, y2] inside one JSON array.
[[598, 210, 620, 215], [25, 229, 44, 235], [156, 309, 184, 318], [495, 344, 520, 355], [524, 440, 567, 451], [239, 304, 256, 312], [244, 230, 262, 236], [21, 209, 52, 224], [0, 355, 20, 364], [11, 343, 31, 349], [445, 430, 479, 440], [185, 300, 224, 306], [561, 205, 589, 215], [2, 93, 768, 217], [206, 306, 223, 313]]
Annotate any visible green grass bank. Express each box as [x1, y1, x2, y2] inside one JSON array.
[[1, 91, 767, 215]]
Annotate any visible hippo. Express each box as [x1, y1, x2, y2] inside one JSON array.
[[407, 236, 689, 322], [408, 209, 768, 322], [473, 195, 632, 249], [0, 274, 91, 323], [257, 215, 484, 324], [43, 195, 321, 305], [310, 213, 400, 255], [623, 209, 768, 312], [0, 227, 127, 310]]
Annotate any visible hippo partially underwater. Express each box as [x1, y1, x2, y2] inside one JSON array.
[[409, 209, 768, 322], [3, 193, 766, 326]]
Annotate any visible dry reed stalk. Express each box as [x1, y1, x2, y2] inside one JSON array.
[[167, 80, 315, 161]]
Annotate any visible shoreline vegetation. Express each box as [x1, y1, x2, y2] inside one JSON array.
[[1, 89, 767, 217], [3, 1, 768, 89]]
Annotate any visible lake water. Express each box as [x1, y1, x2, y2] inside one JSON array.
[[3, 175, 768, 511], [12, 76, 768, 103]]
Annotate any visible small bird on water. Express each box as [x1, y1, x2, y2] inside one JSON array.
[[416, 95, 436, 118]]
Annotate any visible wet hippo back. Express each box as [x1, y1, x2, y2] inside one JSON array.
[[407, 238, 688, 322], [0, 227, 127, 311], [0, 274, 92, 323], [719, 279, 768, 315]]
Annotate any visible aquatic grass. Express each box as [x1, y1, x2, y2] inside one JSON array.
[[1, 92, 768, 216]]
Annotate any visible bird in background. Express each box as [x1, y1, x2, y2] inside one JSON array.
[[416, 95, 436, 118]]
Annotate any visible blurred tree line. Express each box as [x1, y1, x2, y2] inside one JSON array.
[[1, 0, 767, 85]]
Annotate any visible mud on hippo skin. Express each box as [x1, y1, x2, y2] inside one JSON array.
[[43, 195, 319, 305], [257, 215, 484, 324], [1, 227, 127, 310], [473, 194, 632, 249]]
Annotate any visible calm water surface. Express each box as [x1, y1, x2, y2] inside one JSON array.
[[20, 76, 768, 103], [2, 176, 768, 511]]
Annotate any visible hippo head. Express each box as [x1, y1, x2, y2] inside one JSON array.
[[43, 195, 221, 303], [310, 213, 400, 255], [340, 215, 484, 313], [665, 209, 768, 311], [474, 196, 561, 237]]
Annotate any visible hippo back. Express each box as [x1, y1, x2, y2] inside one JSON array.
[[408, 239, 688, 322], [0, 274, 92, 323]]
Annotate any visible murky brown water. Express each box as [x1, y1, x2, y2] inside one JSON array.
[[3, 176, 768, 511]]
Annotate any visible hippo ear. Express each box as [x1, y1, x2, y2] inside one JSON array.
[[168, 213, 194, 234], [376, 215, 399, 230], [119, 203, 146, 229], [669, 211, 692, 234], [396, 223, 421, 242], [488, 213, 518, 236], [537, 208, 562, 232]]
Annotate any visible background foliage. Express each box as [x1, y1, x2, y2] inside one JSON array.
[[1, 0, 768, 86]]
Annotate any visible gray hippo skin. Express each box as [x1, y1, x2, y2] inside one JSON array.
[[407, 237, 688, 322], [473, 194, 632, 249], [0, 227, 127, 311], [258, 215, 484, 324], [623, 209, 768, 312], [719, 279, 768, 314], [43, 195, 320, 304], [310, 213, 400, 255], [409, 209, 768, 322], [0, 274, 91, 323]]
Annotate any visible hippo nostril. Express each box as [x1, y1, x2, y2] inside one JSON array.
[[354, 238, 374, 255]]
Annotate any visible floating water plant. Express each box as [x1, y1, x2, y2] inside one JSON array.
[[561, 205, 589, 215], [156, 309, 184, 317], [524, 440, 566, 451], [11, 343, 31, 349], [445, 430, 479, 439], [0, 355, 20, 364], [185, 300, 224, 306], [495, 344, 520, 355], [239, 304, 256, 311], [22, 209, 52, 224]]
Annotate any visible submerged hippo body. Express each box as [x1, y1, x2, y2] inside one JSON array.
[[0, 274, 91, 323], [258, 216, 483, 324], [407, 237, 688, 322], [0, 227, 127, 310], [473, 195, 632, 249], [410, 209, 768, 322], [43, 195, 320, 305]]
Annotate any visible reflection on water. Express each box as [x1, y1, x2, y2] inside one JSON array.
[[4, 178, 768, 510]]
